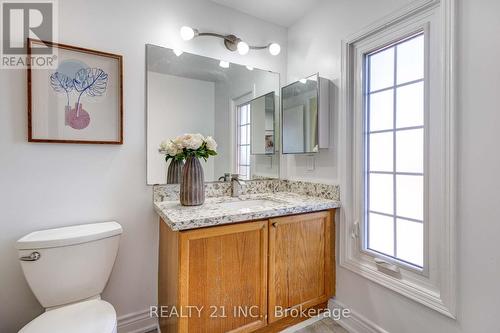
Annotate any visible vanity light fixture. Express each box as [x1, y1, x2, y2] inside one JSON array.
[[268, 43, 281, 56], [219, 60, 230, 68], [180, 26, 281, 56], [173, 48, 183, 56], [237, 41, 250, 55], [180, 26, 196, 41]]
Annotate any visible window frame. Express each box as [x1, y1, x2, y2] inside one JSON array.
[[362, 31, 428, 273], [339, 0, 457, 318]]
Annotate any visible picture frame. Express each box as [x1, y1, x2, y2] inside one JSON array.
[[27, 38, 123, 144]]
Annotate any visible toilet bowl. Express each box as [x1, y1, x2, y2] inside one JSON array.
[[16, 221, 123, 333], [18, 298, 117, 333]]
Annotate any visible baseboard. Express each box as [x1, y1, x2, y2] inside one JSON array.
[[328, 299, 389, 333], [117, 308, 159, 333], [280, 315, 324, 332]]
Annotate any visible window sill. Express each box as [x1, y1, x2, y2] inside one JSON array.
[[339, 253, 455, 318]]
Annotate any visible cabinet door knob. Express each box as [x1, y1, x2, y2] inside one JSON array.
[[272, 222, 278, 228]]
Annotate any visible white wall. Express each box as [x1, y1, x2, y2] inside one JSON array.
[[287, 0, 500, 332], [0, 0, 286, 331], [147, 72, 215, 183]]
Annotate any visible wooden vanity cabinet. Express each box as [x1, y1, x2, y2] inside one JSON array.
[[159, 220, 268, 333], [268, 210, 334, 323], [158, 209, 335, 333]]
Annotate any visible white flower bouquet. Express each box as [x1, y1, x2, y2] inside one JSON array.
[[159, 133, 217, 162]]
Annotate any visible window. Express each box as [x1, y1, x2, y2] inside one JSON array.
[[365, 33, 425, 269], [339, 0, 457, 318], [236, 102, 251, 180]]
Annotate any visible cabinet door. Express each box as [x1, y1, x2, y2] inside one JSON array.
[[268, 211, 334, 323], [178, 221, 268, 333]]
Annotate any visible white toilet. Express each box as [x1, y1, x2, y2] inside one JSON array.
[[16, 221, 123, 333]]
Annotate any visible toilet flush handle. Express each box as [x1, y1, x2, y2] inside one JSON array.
[[20, 251, 41, 261]]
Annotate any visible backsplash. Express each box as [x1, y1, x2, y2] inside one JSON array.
[[277, 180, 340, 200], [153, 179, 340, 202]]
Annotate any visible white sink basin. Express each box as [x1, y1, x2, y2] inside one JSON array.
[[219, 199, 279, 210]]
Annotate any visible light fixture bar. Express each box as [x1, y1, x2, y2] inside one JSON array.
[[249, 45, 268, 50], [197, 32, 227, 39], [180, 26, 280, 55]]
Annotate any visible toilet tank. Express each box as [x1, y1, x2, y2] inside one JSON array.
[[16, 222, 122, 309]]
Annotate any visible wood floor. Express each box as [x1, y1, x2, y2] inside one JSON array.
[[293, 318, 349, 333], [147, 318, 348, 333]]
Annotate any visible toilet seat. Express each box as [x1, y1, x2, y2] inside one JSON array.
[[19, 299, 117, 333]]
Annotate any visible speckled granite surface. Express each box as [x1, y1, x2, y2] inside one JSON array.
[[154, 192, 341, 231], [153, 179, 339, 202], [153, 182, 232, 202], [278, 180, 340, 200]]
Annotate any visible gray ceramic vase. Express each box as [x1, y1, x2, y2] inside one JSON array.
[[166, 159, 184, 184], [180, 156, 205, 206]]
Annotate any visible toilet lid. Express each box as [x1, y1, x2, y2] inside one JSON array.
[[19, 299, 116, 333]]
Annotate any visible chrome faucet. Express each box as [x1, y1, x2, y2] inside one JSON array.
[[218, 173, 231, 182], [231, 174, 243, 197]]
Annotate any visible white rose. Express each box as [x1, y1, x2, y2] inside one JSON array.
[[193, 133, 205, 144], [165, 141, 180, 156], [182, 133, 204, 150], [205, 136, 217, 152], [159, 140, 169, 152], [173, 135, 184, 149]]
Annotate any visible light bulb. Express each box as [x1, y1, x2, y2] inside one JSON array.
[[237, 41, 249, 55], [246, 66, 254, 71], [299, 78, 307, 84], [173, 49, 183, 56], [180, 26, 195, 41], [219, 60, 230, 68], [269, 43, 281, 56]]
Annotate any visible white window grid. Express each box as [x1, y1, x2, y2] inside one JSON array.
[[363, 32, 425, 269], [236, 102, 251, 180]]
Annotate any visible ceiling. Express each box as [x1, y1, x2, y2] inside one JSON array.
[[209, 0, 322, 27]]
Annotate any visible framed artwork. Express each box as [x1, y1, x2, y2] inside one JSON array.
[[27, 39, 123, 144]]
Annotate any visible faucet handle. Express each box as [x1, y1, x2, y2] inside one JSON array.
[[218, 173, 232, 182]]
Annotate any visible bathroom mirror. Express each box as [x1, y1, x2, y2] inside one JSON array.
[[146, 44, 280, 185], [282, 74, 319, 154]]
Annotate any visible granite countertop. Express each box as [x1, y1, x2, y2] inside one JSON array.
[[154, 192, 341, 231]]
